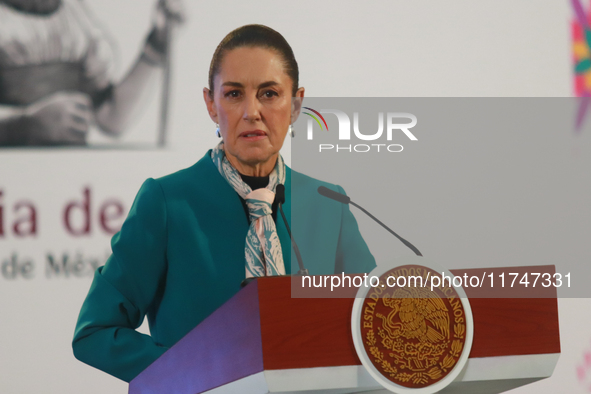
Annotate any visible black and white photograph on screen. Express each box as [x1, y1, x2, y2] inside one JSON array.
[[0, 1, 590, 394], [0, 0, 184, 147]]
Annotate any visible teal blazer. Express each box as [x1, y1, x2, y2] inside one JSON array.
[[72, 151, 376, 382]]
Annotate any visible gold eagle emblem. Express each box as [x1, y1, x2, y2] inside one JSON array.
[[377, 286, 450, 344], [361, 266, 467, 388]]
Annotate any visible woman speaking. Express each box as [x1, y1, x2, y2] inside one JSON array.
[[72, 24, 375, 382]]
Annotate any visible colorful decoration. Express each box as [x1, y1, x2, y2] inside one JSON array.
[[571, 0, 591, 130]]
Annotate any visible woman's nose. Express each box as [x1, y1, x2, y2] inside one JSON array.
[[242, 94, 261, 122]]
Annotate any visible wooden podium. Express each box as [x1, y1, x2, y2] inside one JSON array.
[[129, 273, 560, 394]]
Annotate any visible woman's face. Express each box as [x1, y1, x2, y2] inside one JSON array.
[[204, 46, 304, 175]]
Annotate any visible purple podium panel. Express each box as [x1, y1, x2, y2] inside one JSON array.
[[129, 282, 264, 394]]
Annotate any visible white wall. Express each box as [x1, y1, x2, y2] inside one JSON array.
[[0, 1, 586, 393]]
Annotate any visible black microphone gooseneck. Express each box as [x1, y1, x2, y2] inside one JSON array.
[[317, 186, 423, 257], [276, 184, 309, 276]]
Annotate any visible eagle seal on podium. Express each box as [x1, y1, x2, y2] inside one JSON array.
[[353, 263, 472, 393]]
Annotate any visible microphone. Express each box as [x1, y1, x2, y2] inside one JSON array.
[[275, 184, 286, 204], [317, 186, 423, 257], [276, 184, 309, 276], [317, 186, 350, 204]]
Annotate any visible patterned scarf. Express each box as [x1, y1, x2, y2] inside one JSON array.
[[211, 142, 286, 278]]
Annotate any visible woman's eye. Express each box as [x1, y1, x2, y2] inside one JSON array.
[[261, 90, 278, 98], [225, 90, 241, 98]]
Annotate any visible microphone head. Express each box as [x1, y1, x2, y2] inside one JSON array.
[[317, 186, 350, 204], [276, 184, 286, 204]]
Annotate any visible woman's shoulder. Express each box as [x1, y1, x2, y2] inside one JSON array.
[[126, 151, 236, 229], [153, 151, 218, 189], [144, 151, 235, 209], [288, 167, 346, 195]]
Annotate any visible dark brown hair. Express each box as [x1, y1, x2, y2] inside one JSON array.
[[208, 24, 299, 96]]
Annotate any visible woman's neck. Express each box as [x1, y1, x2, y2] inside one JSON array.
[[225, 152, 277, 177]]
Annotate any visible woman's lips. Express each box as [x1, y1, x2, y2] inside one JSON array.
[[239, 130, 267, 141]]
